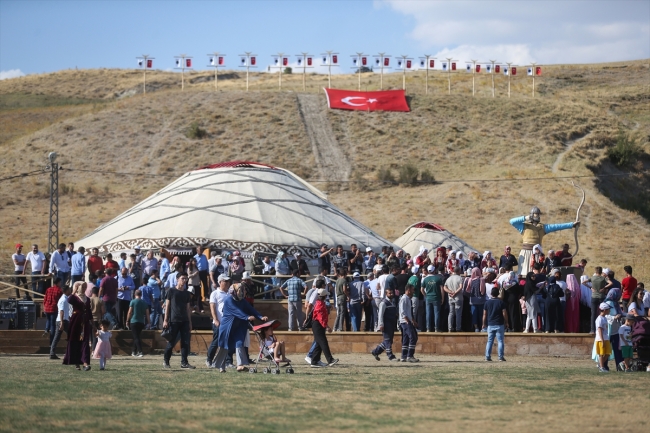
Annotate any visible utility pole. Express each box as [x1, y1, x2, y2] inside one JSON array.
[[321, 51, 339, 88], [351, 52, 368, 91], [136, 55, 154, 94], [489, 59, 497, 97], [296, 52, 313, 92], [445, 57, 457, 94], [174, 54, 192, 90], [238, 52, 257, 91], [47, 152, 59, 254], [207, 52, 225, 91], [470, 59, 478, 96]]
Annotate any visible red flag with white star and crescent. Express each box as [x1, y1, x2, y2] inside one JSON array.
[[323, 88, 410, 112]]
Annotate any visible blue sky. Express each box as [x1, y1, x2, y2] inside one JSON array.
[[1, 0, 648, 79]]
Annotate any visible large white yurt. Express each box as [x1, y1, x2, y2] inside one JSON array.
[[394, 222, 476, 259], [75, 161, 396, 258]]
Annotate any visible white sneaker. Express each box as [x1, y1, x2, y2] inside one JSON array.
[[304, 356, 312, 364]]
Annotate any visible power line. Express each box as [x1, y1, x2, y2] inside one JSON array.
[[0, 169, 46, 183], [65, 168, 177, 178]]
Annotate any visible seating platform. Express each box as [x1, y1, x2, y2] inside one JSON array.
[[0, 330, 593, 358]]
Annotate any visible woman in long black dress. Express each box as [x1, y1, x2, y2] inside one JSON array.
[[63, 281, 93, 371], [504, 272, 524, 332]]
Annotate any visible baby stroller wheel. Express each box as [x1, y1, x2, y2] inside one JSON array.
[[249, 368, 257, 374], [631, 363, 638, 372], [271, 368, 279, 374], [263, 367, 269, 374], [286, 368, 294, 374]]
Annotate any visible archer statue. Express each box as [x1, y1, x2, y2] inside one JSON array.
[[510, 204, 581, 276]]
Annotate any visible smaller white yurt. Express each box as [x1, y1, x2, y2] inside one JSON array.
[[394, 222, 476, 259]]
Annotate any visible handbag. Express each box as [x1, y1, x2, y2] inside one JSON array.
[[303, 310, 313, 329], [161, 325, 172, 341]]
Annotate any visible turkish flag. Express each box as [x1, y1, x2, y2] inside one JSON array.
[[146, 59, 152, 68], [406, 60, 412, 69], [332, 55, 338, 64], [186, 58, 192, 68], [324, 88, 409, 112], [476, 64, 481, 73], [495, 65, 500, 73], [218, 56, 224, 65], [362, 57, 367, 66], [251, 57, 256, 66], [512, 67, 517, 75], [429, 59, 434, 68], [283, 57, 288, 66], [384, 58, 389, 66], [307, 57, 312, 66], [451, 62, 456, 71], [536, 66, 542, 76]]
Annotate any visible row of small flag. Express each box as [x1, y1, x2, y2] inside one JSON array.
[[137, 56, 542, 76]]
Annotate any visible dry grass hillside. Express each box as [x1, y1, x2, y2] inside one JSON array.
[[1, 60, 649, 281]]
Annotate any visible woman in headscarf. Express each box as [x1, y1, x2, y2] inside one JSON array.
[[564, 274, 581, 333], [433, 247, 447, 271], [523, 272, 541, 333], [456, 252, 466, 271], [465, 268, 486, 332], [63, 281, 93, 370], [528, 245, 546, 274], [480, 251, 497, 271], [414, 246, 431, 268], [446, 251, 459, 275]]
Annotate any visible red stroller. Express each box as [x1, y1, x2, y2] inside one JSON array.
[[249, 320, 295, 374]]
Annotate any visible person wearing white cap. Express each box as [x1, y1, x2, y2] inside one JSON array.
[[594, 302, 612, 372], [348, 272, 364, 331], [240, 271, 256, 305], [364, 247, 376, 274], [422, 265, 443, 332], [290, 252, 310, 276], [579, 275, 592, 307], [206, 274, 231, 369]]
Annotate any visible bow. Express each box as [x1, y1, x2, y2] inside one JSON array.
[[568, 181, 585, 259]]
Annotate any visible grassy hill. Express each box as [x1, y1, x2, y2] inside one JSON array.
[[1, 60, 649, 281]]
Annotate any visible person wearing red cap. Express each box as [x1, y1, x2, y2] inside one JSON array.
[[12, 244, 27, 298]]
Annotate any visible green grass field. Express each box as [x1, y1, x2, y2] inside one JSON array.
[[0, 354, 647, 432]]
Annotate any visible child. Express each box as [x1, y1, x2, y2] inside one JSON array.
[[93, 319, 113, 371], [399, 284, 419, 362], [595, 302, 612, 373], [370, 287, 399, 361], [260, 325, 291, 364], [618, 314, 635, 372]]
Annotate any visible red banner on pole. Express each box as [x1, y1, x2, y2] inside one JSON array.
[[361, 57, 367, 66], [429, 59, 434, 68], [451, 62, 456, 71], [218, 56, 224, 65], [536, 66, 542, 76], [146, 59, 152, 68], [307, 57, 312, 66], [512, 67, 517, 75], [495, 65, 500, 73], [476, 64, 481, 73], [283, 57, 288, 66], [332, 55, 338, 64], [384, 58, 389, 66], [406, 60, 412, 69], [324, 88, 409, 112], [186, 58, 192, 68]]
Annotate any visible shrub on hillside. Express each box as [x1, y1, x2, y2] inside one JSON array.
[[607, 132, 641, 167], [398, 162, 419, 186], [284, 67, 292, 74], [186, 122, 207, 139], [420, 169, 435, 183], [376, 166, 395, 184]]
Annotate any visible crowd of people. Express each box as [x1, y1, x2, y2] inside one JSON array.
[[8, 239, 650, 371]]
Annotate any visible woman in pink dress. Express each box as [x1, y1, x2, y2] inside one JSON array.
[[564, 274, 581, 333]]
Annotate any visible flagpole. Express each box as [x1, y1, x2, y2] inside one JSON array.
[[423, 55, 431, 94], [138, 54, 151, 95], [506, 62, 513, 98], [239, 52, 255, 92], [207, 52, 224, 92], [446, 57, 452, 95], [399, 55, 411, 91], [531, 62, 537, 98], [490, 59, 497, 97], [471, 59, 477, 96], [301, 52, 307, 92], [375, 52, 390, 90]]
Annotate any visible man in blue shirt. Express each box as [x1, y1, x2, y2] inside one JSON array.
[[280, 269, 307, 331], [159, 254, 171, 286], [70, 247, 86, 285], [117, 267, 135, 330], [144, 270, 163, 329], [195, 246, 210, 307]]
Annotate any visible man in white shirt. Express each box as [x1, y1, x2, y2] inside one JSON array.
[[206, 274, 232, 369], [49, 243, 71, 286], [50, 285, 72, 359], [23, 244, 47, 297], [12, 244, 27, 298]]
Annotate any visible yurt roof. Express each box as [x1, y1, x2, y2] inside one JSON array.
[[75, 161, 397, 258], [393, 222, 477, 258]]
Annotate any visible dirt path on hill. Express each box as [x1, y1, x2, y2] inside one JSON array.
[[551, 130, 593, 173], [297, 93, 350, 181]]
